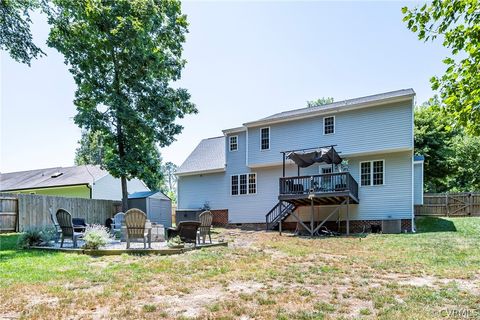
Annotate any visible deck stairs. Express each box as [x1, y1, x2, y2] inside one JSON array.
[[265, 201, 296, 230]]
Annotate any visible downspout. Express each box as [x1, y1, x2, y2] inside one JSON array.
[[411, 97, 416, 233], [246, 127, 249, 167], [87, 184, 93, 199]]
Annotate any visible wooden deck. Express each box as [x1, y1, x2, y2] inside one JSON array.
[[278, 172, 359, 206], [266, 172, 359, 234]]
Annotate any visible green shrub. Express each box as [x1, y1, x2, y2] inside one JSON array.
[[82, 225, 112, 250], [17, 226, 55, 248], [167, 235, 184, 247]]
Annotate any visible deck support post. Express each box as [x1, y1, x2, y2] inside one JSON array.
[[310, 197, 314, 237], [282, 153, 286, 177], [312, 199, 347, 234], [279, 218, 282, 236], [346, 197, 350, 236]]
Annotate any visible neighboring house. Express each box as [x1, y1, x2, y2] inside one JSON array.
[[0, 165, 149, 201], [176, 89, 424, 233]]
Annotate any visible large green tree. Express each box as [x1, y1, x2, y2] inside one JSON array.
[[162, 161, 177, 202], [448, 135, 480, 192], [403, 0, 480, 135], [74, 130, 165, 191], [0, 0, 47, 65], [414, 97, 459, 192], [74, 130, 105, 166], [47, 0, 196, 210], [414, 96, 480, 192]]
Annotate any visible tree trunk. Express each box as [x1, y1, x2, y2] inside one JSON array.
[[117, 122, 128, 211], [121, 175, 128, 212], [112, 47, 128, 211]]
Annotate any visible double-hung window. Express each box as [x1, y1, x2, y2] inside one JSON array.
[[360, 160, 384, 186], [229, 135, 238, 151], [231, 173, 257, 195], [260, 127, 270, 150], [323, 116, 335, 135]]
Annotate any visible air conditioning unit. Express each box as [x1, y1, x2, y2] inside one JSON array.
[[382, 219, 402, 234]]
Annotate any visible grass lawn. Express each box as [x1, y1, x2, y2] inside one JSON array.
[[1, 217, 479, 319]]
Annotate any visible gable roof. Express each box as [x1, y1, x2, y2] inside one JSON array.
[[238, 88, 415, 129], [0, 165, 108, 191], [176, 136, 225, 176], [128, 190, 170, 200], [180, 89, 416, 175]]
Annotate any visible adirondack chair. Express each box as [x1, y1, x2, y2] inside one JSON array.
[[197, 211, 213, 244], [49, 208, 62, 243], [56, 209, 84, 248], [166, 221, 201, 246], [111, 212, 125, 234], [124, 209, 151, 249]]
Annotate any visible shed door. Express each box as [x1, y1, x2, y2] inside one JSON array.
[[148, 199, 172, 227]]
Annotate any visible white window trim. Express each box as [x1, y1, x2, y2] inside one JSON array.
[[229, 135, 238, 152], [230, 173, 257, 196], [230, 174, 239, 196], [323, 116, 335, 135], [359, 159, 385, 187], [260, 127, 270, 151], [248, 172, 257, 195]]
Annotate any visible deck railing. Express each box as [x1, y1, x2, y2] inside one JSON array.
[[279, 172, 359, 200]]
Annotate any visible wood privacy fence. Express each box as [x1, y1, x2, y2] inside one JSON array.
[[415, 192, 480, 217], [0, 193, 119, 232]]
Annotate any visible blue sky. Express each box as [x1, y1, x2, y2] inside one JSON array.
[[1, 1, 447, 173]]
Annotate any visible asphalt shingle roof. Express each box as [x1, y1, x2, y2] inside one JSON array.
[[177, 136, 225, 175], [245, 89, 415, 126], [0, 165, 108, 191]]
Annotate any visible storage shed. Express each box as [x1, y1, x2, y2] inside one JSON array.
[[128, 191, 172, 227]]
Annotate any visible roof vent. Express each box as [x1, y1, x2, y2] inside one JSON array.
[[51, 172, 63, 178]]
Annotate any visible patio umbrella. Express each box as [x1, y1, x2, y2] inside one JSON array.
[[286, 147, 342, 168]]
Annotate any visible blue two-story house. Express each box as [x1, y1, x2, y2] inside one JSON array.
[[176, 89, 424, 234]]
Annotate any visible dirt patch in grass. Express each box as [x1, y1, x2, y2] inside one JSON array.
[[2, 221, 480, 319]]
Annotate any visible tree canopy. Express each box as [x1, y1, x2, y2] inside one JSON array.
[[307, 97, 334, 108], [0, 0, 47, 65], [403, 0, 480, 135], [414, 97, 480, 192], [74, 130, 105, 167], [47, 0, 196, 209]]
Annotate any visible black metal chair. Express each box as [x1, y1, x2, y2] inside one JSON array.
[[166, 221, 201, 246]]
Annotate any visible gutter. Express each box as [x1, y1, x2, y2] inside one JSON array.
[[176, 167, 226, 177], [0, 183, 91, 193]]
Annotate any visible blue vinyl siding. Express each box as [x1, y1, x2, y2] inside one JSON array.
[[248, 101, 413, 166], [177, 97, 415, 223], [288, 151, 413, 222], [414, 161, 424, 205], [178, 151, 413, 223]]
